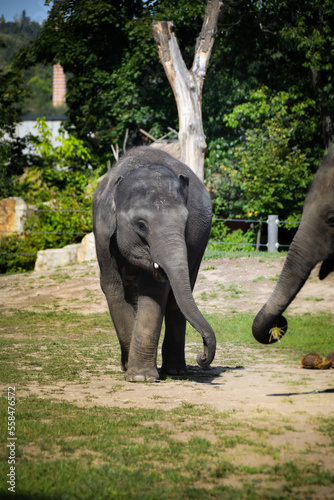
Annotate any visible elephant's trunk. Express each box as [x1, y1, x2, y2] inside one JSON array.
[[150, 236, 216, 367], [252, 225, 320, 344]]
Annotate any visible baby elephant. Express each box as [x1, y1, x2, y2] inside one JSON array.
[[93, 146, 216, 382]]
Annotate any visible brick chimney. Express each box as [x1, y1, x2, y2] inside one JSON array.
[[52, 63, 66, 107]]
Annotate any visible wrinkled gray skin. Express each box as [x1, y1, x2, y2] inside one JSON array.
[[253, 147, 334, 344], [93, 146, 216, 381]]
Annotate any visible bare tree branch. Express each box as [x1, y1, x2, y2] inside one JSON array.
[[259, 23, 280, 36], [152, 0, 223, 180], [192, 0, 223, 91]]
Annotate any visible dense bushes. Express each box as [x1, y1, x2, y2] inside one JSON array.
[[0, 120, 99, 273]]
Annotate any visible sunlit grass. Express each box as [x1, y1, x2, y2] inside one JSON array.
[[0, 396, 333, 499], [1, 309, 334, 498], [204, 247, 288, 261], [1, 310, 333, 386]]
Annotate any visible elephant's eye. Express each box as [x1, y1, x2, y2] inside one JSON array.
[[135, 219, 148, 233], [326, 212, 334, 227]]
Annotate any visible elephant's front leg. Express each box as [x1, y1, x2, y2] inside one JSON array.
[[161, 292, 187, 375], [126, 272, 169, 382]]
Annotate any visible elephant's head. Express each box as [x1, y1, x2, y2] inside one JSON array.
[[111, 165, 216, 367], [252, 148, 334, 344]]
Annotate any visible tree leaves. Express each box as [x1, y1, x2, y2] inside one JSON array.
[[207, 87, 321, 221]]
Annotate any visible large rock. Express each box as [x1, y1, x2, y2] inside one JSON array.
[[0, 197, 27, 236], [34, 233, 96, 271], [35, 244, 80, 271], [77, 232, 96, 263]]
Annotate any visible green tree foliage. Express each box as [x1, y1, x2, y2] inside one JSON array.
[[203, 0, 334, 148], [21, 64, 54, 116], [0, 11, 56, 200], [2, 1, 334, 270], [16, 117, 94, 206], [9, 1, 334, 151], [278, 0, 334, 148], [13, 1, 334, 153], [207, 87, 323, 222], [0, 11, 41, 66], [0, 119, 97, 273], [203, 0, 334, 233], [16, 0, 207, 162], [0, 65, 30, 198], [0, 12, 54, 116]]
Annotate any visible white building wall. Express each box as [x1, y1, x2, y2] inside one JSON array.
[[15, 118, 68, 148]]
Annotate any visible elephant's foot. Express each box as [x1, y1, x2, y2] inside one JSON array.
[[125, 366, 160, 383], [161, 361, 186, 376]]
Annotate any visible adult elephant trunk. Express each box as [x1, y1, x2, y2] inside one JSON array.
[[150, 236, 216, 367], [252, 224, 321, 344]]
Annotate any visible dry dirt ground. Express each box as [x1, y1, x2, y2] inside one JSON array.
[[1, 255, 334, 493]]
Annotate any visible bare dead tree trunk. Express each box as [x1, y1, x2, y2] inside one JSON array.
[[152, 0, 223, 181]]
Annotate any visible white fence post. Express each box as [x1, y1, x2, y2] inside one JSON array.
[[267, 215, 279, 252]]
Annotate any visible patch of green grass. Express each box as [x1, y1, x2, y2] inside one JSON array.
[[204, 248, 288, 261], [215, 283, 245, 298], [226, 284, 245, 298], [0, 310, 118, 384], [200, 312, 334, 358], [1, 309, 334, 498], [281, 314, 334, 356], [1, 310, 333, 387], [317, 417, 334, 443], [271, 461, 334, 487], [303, 296, 325, 302], [269, 275, 279, 281], [202, 265, 216, 271], [49, 272, 72, 283], [0, 397, 333, 499]]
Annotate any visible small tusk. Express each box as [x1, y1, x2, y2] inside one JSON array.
[[153, 262, 159, 269]]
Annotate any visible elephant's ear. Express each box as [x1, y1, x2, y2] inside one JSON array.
[[105, 175, 124, 239], [111, 176, 124, 210], [319, 258, 334, 280], [178, 174, 189, 204]]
